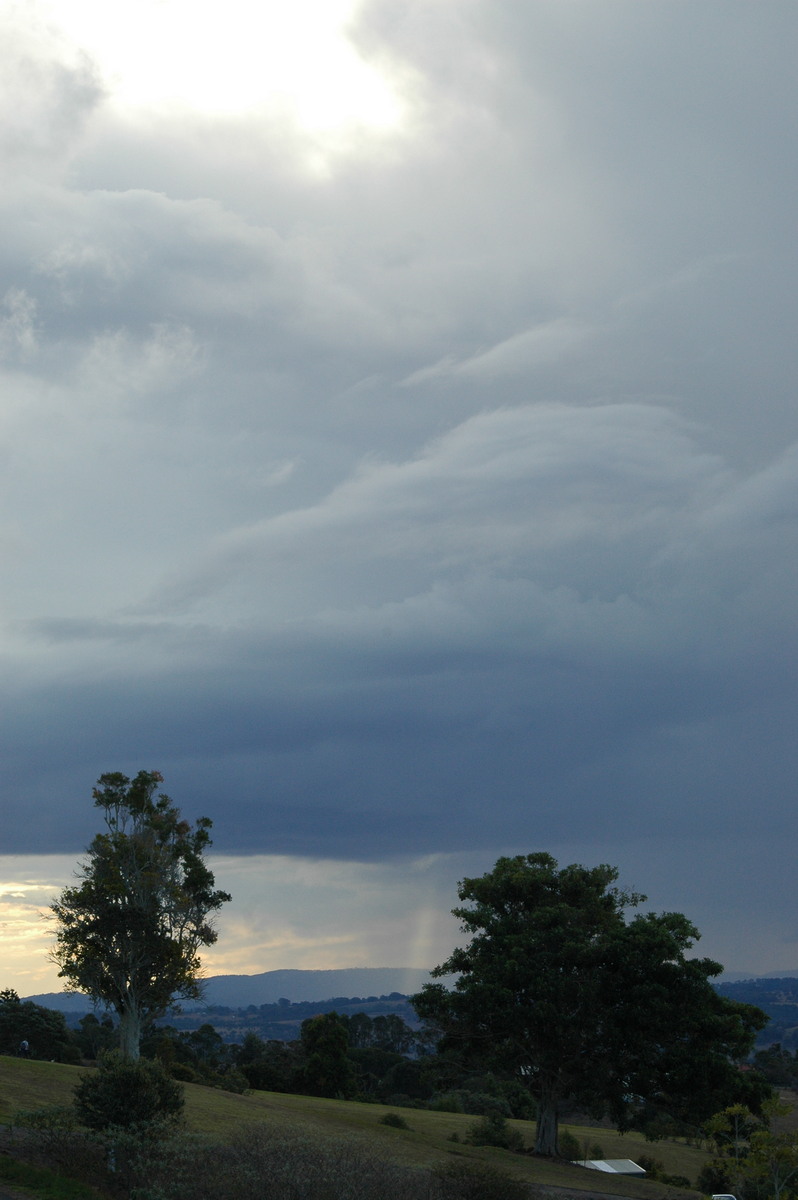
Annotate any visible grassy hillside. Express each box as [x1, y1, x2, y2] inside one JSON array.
[[0, 1056, 709, 1197]]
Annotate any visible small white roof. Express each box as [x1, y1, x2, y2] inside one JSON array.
[[578, 1159, 647, 1176]]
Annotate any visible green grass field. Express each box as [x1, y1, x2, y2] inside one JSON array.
[[0, 1056, 711, 1197]]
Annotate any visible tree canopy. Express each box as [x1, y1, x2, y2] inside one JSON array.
[[413, 852, 769, 1156], [50, 770, 231, 1059], [0, 988, 76, 1061]]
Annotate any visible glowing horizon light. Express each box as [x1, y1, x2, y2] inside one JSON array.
[[34, 0, 403, 131]]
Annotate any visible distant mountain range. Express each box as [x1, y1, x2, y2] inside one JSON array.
[[25, 966, 439, 1013], [25, 966, 798, 1031]]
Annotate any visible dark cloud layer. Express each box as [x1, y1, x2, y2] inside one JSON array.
[[2, 1, 797, 970]]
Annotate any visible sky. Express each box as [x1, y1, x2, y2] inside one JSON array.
[[2, 0, 798, 995]]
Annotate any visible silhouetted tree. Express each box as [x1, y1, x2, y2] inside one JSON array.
[[51, 771, 230, 1059], [414, 853, 768, 1155]]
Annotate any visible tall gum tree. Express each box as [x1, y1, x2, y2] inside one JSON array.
[[51, 771, 231, 1059], [413, 853, 768, 1157]]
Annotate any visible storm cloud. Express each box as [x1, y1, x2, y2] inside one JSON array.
[[2, 0, 797, 983]]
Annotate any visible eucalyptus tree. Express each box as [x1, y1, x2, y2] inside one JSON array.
[[51, 770, 231, 1059]]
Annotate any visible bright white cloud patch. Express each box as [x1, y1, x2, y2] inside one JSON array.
[[32, 0, 402, 130]]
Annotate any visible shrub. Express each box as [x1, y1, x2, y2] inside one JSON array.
[[210, 1124, 427, 1200], [102, 1122, 431, 1200], [431, 1160, 531, 1200], [97, 1126, 214, 1200], [169, 1061, 204, 1084], [0, 1153, 98, 1200], [557, 1128, 581, 1160], [74, 1052, 184, 1131], [697, 1160, 733, 1194], [638, 1155, 693, 1188], [212, 1067, 249, 1094], [465, 1111, 526, 1152], [637, 1154, 665, 1178], [379, 1111, 411, 1129], [10, 1105, 96, 1175]]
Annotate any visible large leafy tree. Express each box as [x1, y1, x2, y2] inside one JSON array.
[[300, 1011, 357, 1098], [51, 771, 231, 1059], [413, 853, 768, 1156]]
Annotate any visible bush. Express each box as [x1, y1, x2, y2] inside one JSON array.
[[0, 1153, 98, 1200], [465, 1111, 526, 1152], [169, 1061, 204, 1084], [557, 1128, 581, 1160], [74, 1052, 184, 1131], [96, 1122, 432, 1200], [379, 1111, 411, 1129], [209, 1124, 427, 1200], [431, 1160, 531, 1200], [697, 1160, 733, 1194], [637, 1154, 665, 1178], [638, 1155, 693, 1189], [10, 1105, 96, 1175]]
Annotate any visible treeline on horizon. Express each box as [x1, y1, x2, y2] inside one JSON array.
[[5, 983, 798, 1119], [44, 976, 798, 1051], [48, 992, 421, 1044], [1, 991, 512, 1117]]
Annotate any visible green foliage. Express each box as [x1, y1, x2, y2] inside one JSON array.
[[430, 1159, 531, 1200], [636, 1153, 665, 1177], [139, 1022, 248, 1092], [414, 852, 768, 1156], [429, 1091, 468, 1113], [169, 1061, 205, 1084], [0, 1153, 97, 1200], [73, 1012, 117, 1059], [0, 990, 78, 1061], [626, 1153, 692, 1188], [465, 1111, 526, 1152], [753, 1043, 798, 1087], [51, 770, 231, 1060], [300, 1011, 357, 1098], [556, 1129, 580, 1160], [377, 1054, 432, 1102], [73, 1051, 185, 1130], [118, 1122, 434, 1200], [234, 1032, 302, 1092], [739, 1098, 798, 1200], [5, 1053, 714, 1198], [697, 1159, 733, 1193], [705, 1101, 762, 1195], [379, 1111, 411, 1129], [428, 1088, 513, 1117], [10, 1105, 91, 1176]]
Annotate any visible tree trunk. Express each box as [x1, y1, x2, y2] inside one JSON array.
[[535, 1090, 559, 1156], [118, 1005, 142, 1060]]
